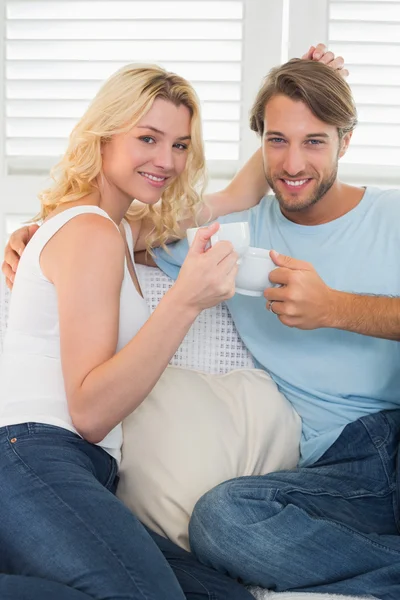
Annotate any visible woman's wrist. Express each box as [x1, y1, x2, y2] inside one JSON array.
[[162, 283, 201, 323]]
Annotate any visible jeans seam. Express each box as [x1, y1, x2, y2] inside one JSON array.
[[271, 485, 395, 500], [322, 515, 400, 556], [361, 412, 392, 448], [272, 493, 400, 557], [395, 443, 400, 534], [103, 454, 118, 490], [393, 492, 400, 535], [7, 439, 152, 600], [227, 475, 396, 500], [360, 416, 394, 490], [171, 566, 215, 600]]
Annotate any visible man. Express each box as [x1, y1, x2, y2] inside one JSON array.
[[147, 59, 400, 600]]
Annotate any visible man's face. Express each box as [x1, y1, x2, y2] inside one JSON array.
[[262, 95, 351, 215]]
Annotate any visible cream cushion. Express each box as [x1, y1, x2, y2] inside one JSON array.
[[117, 365, 301, 551]]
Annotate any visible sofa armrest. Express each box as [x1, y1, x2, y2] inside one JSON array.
[[0, 276, 10, 354]]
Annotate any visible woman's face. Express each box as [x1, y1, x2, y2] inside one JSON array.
[[101, 98, 192, 205]]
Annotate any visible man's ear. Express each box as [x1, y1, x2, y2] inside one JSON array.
[[338, 131, 352, 159]]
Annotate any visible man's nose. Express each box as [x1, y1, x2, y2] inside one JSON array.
[[282, 147, 306, 176]]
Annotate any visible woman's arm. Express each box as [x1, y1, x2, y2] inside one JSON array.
[[42, 216, 237, 443]]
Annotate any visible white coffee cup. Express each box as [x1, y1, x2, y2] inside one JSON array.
[[235, 247, 275, 297], [186, 222, 250, 256]]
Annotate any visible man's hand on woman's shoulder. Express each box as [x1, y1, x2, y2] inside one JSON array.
[[2, 224, 39, 289]]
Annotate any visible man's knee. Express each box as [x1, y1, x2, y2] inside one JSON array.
[[189, 480, 242, 569], [189, 477, 279, 571]]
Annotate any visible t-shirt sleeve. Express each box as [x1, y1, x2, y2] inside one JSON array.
[[153, 238, 189, 281], [153, 206, 258, 280]]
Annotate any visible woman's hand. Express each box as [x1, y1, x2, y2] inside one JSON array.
[[174, 223, 238, 312]]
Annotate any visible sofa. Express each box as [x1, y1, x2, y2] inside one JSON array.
[[0, 266, 371, 600]]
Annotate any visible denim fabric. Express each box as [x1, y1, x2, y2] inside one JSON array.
[[189, 410, 400, 600], [148, 529, 253, 600], [0, 574, 93, 599], [0, 423, 252, 600]]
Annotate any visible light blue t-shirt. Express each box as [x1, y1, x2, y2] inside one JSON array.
[[154, 187, 400, 466]]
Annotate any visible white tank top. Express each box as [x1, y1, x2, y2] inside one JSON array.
[[0, 206, 150, 463]]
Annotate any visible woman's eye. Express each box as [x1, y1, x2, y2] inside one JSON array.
[[174, 143, 188, 151], [140, 136, 155, 144]]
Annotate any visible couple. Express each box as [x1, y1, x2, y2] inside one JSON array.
[[2, 45, 400, 600]]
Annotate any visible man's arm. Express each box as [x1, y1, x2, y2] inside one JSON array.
[[327, 292, 400, 341], [135, 249, 157, 267], [200, 148, 267, 222], [133, 148, 267, 252], [265, 252, 400, 341]]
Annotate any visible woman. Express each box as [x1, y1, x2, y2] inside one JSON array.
[[0, 63, 250, 600], [0, 45, 346, 600]]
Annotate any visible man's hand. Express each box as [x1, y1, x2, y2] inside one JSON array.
[[265, 251, 400, 340], [303, 43, 349, 78], [264, 250, 334, 330], [2, 224, 39, 289]]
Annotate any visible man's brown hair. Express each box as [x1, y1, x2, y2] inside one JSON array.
[[250, 59, 358, 140]]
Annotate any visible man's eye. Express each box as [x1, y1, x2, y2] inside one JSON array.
[[307, 139, 323, 145], [268, 138, 285, 144], [140, 136, 155, 144]]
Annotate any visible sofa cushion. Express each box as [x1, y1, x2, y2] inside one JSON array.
[[117, 365, 301, 551]]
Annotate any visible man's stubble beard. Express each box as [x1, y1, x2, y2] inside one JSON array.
[[265, 163, 338, 213]]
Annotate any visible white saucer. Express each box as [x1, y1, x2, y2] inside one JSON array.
[[235, 287, 263, 297]]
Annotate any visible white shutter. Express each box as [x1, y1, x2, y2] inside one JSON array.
[[328, 0, 400, 185], [4, 0, 244, 176]]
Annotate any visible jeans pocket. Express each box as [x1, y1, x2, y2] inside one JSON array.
[[361, 411, 392, 449], [104, 457, 119, 493], [6, 423, 81, 443]]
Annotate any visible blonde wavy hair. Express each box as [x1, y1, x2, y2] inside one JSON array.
[[37, 64, 206, 249]]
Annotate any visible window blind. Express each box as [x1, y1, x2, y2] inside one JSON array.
[[329, 0, 400, 183], [4, 0, 244, 175]]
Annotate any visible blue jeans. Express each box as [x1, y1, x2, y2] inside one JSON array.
[[0, 423, 252, 600], [189, 409, 400, 600], [0, 574, 93, 599]]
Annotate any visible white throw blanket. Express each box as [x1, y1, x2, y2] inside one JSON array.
[[249, 589, 375, 600]]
